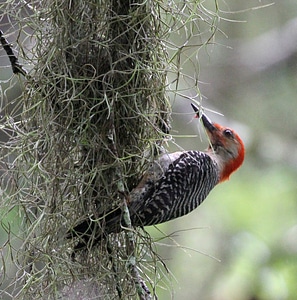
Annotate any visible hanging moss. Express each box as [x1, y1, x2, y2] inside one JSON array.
[[0, 0, 220, 298]]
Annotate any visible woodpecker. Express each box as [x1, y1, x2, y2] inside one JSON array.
[[68, 104, 245, 251]]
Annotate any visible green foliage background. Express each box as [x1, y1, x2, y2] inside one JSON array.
[[151, 1, 297, 299]]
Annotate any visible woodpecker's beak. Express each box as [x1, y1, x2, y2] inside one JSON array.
[[191, 103, 217, 132]]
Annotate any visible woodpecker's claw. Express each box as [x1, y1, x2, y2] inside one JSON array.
[[191, 103, 216, 132]]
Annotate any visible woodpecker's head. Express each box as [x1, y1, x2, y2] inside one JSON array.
[[191, 103, 245, 182]]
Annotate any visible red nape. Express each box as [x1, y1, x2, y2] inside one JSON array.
[[219, 133, 245, 182]]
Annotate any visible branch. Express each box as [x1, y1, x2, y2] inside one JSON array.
[[122, 200, 152, 300], [109, 103, 152, 300], [0, 30, 28, 76]]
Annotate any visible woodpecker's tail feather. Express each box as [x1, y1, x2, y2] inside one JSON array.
[[67, 206, 123, 252]]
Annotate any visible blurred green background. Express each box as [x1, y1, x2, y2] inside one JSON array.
[[150, 0, 297, 299], [1, 0, 297, 299]]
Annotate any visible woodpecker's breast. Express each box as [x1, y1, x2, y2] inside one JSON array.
[[129, 151, 219, 227]]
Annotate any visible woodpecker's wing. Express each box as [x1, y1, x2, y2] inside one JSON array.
[[128, 151, 184, 204], [129, 150, 219, 227]]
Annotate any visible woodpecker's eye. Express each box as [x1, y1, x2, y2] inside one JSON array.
[[223, 129, 234, 138]]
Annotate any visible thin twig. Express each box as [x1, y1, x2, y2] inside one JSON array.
[[122, 201, 152, 300], [107, 242, 123, 299], [109, 102, 152, 300]]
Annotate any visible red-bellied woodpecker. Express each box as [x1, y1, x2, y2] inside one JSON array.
[[68, 103, 245, 251]]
